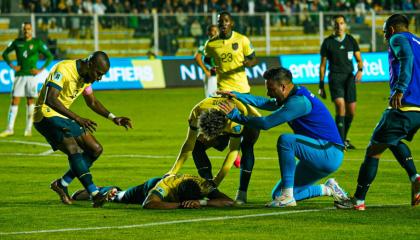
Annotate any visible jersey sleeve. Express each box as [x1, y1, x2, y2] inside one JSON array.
[[82, 85, 93, 96], [46, 64, 66, 91], [2, 40, 15, 65], [320, 39, 328, 56], [204, 40, 212, 58], [350, 35, 360, 52], [389, 34, 414, 93], [242, 36, 254, 57], [150, 179, 170, 200]]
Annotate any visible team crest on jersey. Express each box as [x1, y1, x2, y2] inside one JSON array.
[[232, 43, 238, 50]]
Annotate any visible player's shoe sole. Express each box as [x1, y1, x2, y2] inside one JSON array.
[[50, 179, 73, 205], [266, 195, 296, 208]]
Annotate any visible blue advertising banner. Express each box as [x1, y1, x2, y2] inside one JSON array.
[[0, 58, 165, 93], [279, 52, 389, 84]]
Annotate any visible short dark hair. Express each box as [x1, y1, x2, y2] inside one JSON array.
[[178, 179, 201, 202], [332, 15, 346, 22], [263, 67, 293, 84], [198, 108, 227, 139], [89, 51, 110, 69], [22, 21, 31, 26], [218, 11, 232, 20], [207, 24, 218, 32], [385, 14, 409, 30]]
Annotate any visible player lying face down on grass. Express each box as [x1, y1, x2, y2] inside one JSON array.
[[218, 67, 351, 208], [71, 174, 234, 209], [33, 51, 132, 208], [166, 96, 259, 187]]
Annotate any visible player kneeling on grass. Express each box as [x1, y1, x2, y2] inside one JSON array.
[[34, 51, 132, 208], [218, 67, 350, 208], [71, 174, 234, 209], [166, 97, 258, 191]]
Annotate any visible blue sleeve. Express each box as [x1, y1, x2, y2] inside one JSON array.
[[389, 34, 414, 93], [227, 95, 312, 130], [232, 91, 278, 111]]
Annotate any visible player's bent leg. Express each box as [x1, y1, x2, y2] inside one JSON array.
[[353, 143, 387, 210], [237, 126, 260, 203]]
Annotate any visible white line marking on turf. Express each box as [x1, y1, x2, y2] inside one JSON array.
[[0, 152, 417, 163], [0, 209, 321, 236], [0, 139, 50, 147], [1, 140, 418, 162], [0, 203, 409, 236]]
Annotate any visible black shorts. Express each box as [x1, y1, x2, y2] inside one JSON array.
[[34, 117, 86, 151], [328, 72, 356, 103], [118, 177, 162, 205], [371, 109, 420, 146]]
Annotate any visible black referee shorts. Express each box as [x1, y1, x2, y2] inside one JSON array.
[[328, 72, 356, 103]]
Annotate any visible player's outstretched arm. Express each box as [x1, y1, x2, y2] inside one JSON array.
[[206, 190, 234, 207], [167, 127, 198, 175], [213, 137, 240, 186], [46, 87, 97, 132], [318, 56, 327, 99], [142, 193, 182, 210], [83, 91, 132, 129]]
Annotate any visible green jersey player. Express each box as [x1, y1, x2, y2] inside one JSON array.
[[1, 22, 53, 137]]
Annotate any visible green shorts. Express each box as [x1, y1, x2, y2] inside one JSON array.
[[371, 109, 420, 146], [34, 117, 86, 151], [328, 72, 356, 103]]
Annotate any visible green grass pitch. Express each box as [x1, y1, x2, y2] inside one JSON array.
[[0, 82, 419, 239]]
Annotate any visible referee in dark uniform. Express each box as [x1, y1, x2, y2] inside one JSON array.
[[318, 15, 363, 149]]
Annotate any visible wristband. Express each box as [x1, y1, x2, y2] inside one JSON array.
[[108, 113, 116, 120], [358, 68, 363, 72], [199, 200, 208, 206], [319, 81, 324, 89]]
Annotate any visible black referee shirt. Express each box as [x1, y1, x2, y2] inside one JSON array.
[[320, 34, 360, 73]]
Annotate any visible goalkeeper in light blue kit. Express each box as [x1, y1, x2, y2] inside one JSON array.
[[218, 67, 350, 207]]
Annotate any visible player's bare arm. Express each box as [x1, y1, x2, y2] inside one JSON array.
[[318, 56, 327, 99], [83, 93, 132, 129], [142, 193, 182, 209], [213, 137, 240, 186], [207, 190, 234, 207], [195, 52, 211, 77], [167, 128, 198, 175], [46, 87, 97, 132], [354, 51, 363, 82]]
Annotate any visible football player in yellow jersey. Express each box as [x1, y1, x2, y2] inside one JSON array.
[[33, 51, 132, 208], [71, 174, 234, 209], [204, 11, 260, 204], [166, 96, 258, 187]]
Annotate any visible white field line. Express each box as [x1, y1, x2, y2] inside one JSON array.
[[0, 139, 50, 147], [0, 140, 418, 162], [0, 152, 417, 163], [0, 209, 325, 236], [0, 203, 409, 236]]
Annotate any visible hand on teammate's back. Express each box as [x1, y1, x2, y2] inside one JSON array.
[[113, 117, 132, 130]]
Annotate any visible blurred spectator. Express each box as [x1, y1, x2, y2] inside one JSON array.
[[190, 18, 203, 46], [355, 0, 367, 24], [176, 7, 189, 36], [1, 0, 11, 13], [93, 0, 106, 14], [69, 0, 83, 38]]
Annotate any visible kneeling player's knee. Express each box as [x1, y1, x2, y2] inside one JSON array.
[[277, 134, 295, 150]]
